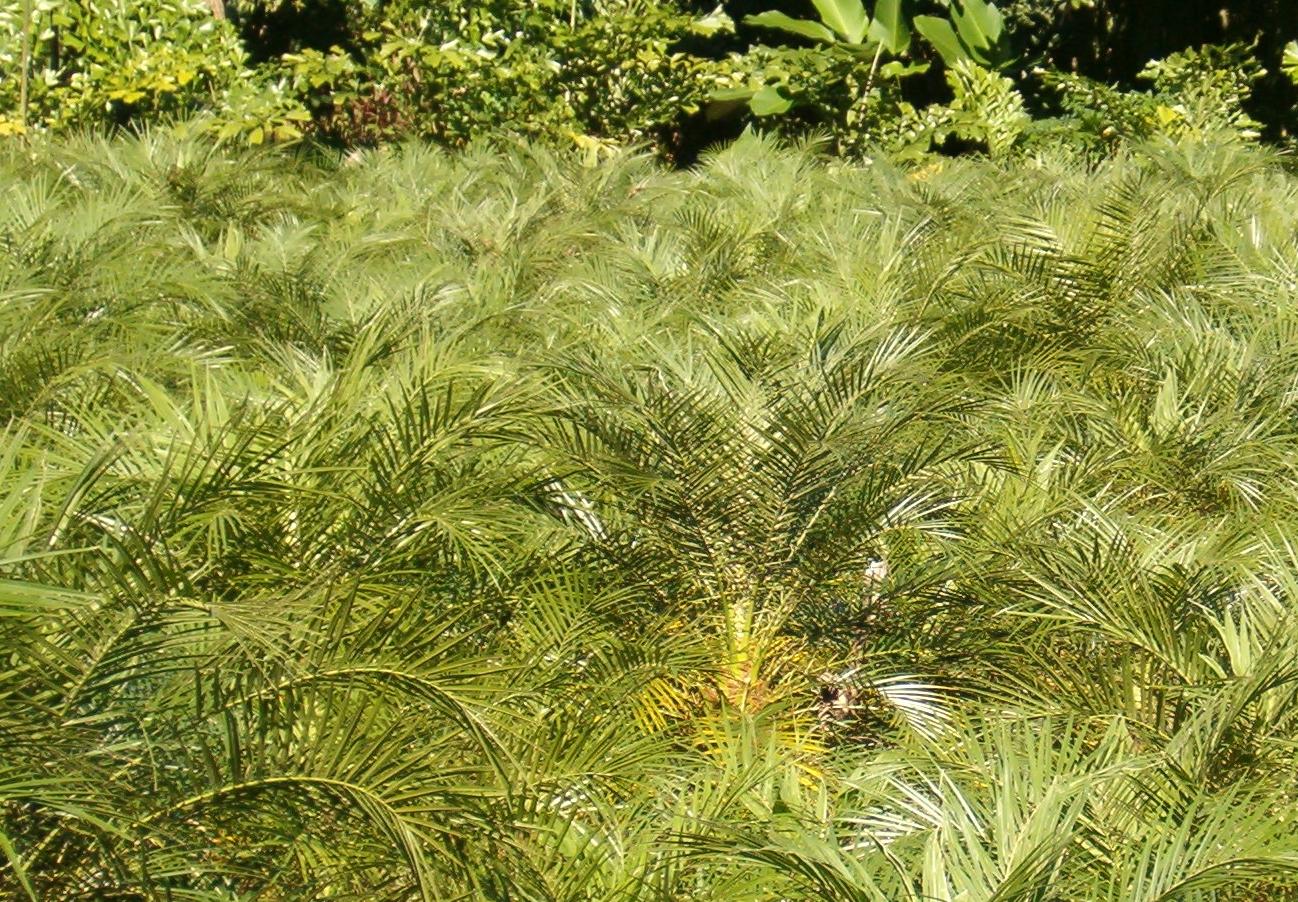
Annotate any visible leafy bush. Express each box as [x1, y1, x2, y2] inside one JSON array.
[[2, 0, 1290, 159], [245, 0, 746, 155], [1039, 42, 1265, 152], [729, 0, 1017, 155], [846, 58, 1029, 158], [1, 0, 742, 152], [0, 0, 319, 142], [1003, 0, 1298, 140], [1140, 42, 1265, 135], [0, 0, 247, 130], [729, 0, 1267, 161]]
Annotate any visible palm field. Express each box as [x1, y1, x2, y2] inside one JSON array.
[[8, 129, 1298, 899]]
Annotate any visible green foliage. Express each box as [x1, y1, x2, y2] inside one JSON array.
[[736, 0, 1009, 129], [0, 0, 318, 142], [6, 130, 1298, 896], [1140, 42, 1265, 136], [860, 59, 1029, 158], [1040, 43, 1265, 152], [0, 0, 244, 131], [745, 0, 1009, 65], [274, 0, 745, 154], [1, 0, 742, 155], [0, 0, 1287, 159], [937, 58, 1030, 154], [914, 0, 1011, 68]]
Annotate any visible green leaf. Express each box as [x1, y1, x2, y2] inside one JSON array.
[[706, 87, 759, 120], [749, 85, 793, 116], [868, 0, 911, 55], [0, 580, 97, 617], [710, 86, 758, 102], [691, 5, 735, 37], [914, 15, 967, 65], [810, 0, 869, 43], [951, 0, 1003, 57], [879, 59, 929, 79], [0, 830, 38, 901], [744, 11, 837, 43], [1283, 40, 1298, 84]]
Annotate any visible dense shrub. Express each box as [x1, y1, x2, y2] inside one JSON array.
[[6, 130, 1298, 897], [1028, 42, 1266, 155], [295, 0, 739, 153], [0, 0, 745, 154], [6, 0, 1296, 157], [4, 0, 1297, 158], [0, 0, 245, 132], [0, 0, 315, 141], [1004, 0, 1298, 139]]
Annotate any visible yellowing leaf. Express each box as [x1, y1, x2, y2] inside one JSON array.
[[1155, 104, 1182, 126]]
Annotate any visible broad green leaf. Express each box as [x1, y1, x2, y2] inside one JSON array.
[[749, 85, 793, 116], [707, 86, 762, 120], [914, 15, 966, 65], [868, 0, 911, 55], [879, 59, 930, 78], [951, 0, 1003, 57], [691, 5, 735, 37], [810, 0, 869, 43], [709, 86, 758, 102], [1284, 40, 1298, 84], [745, 10, 837, 43]]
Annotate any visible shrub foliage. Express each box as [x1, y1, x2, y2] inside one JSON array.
[[3, 0, 1295, 156]]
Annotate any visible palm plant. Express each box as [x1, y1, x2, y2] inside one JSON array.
[[5, 128, 1298, 899]]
